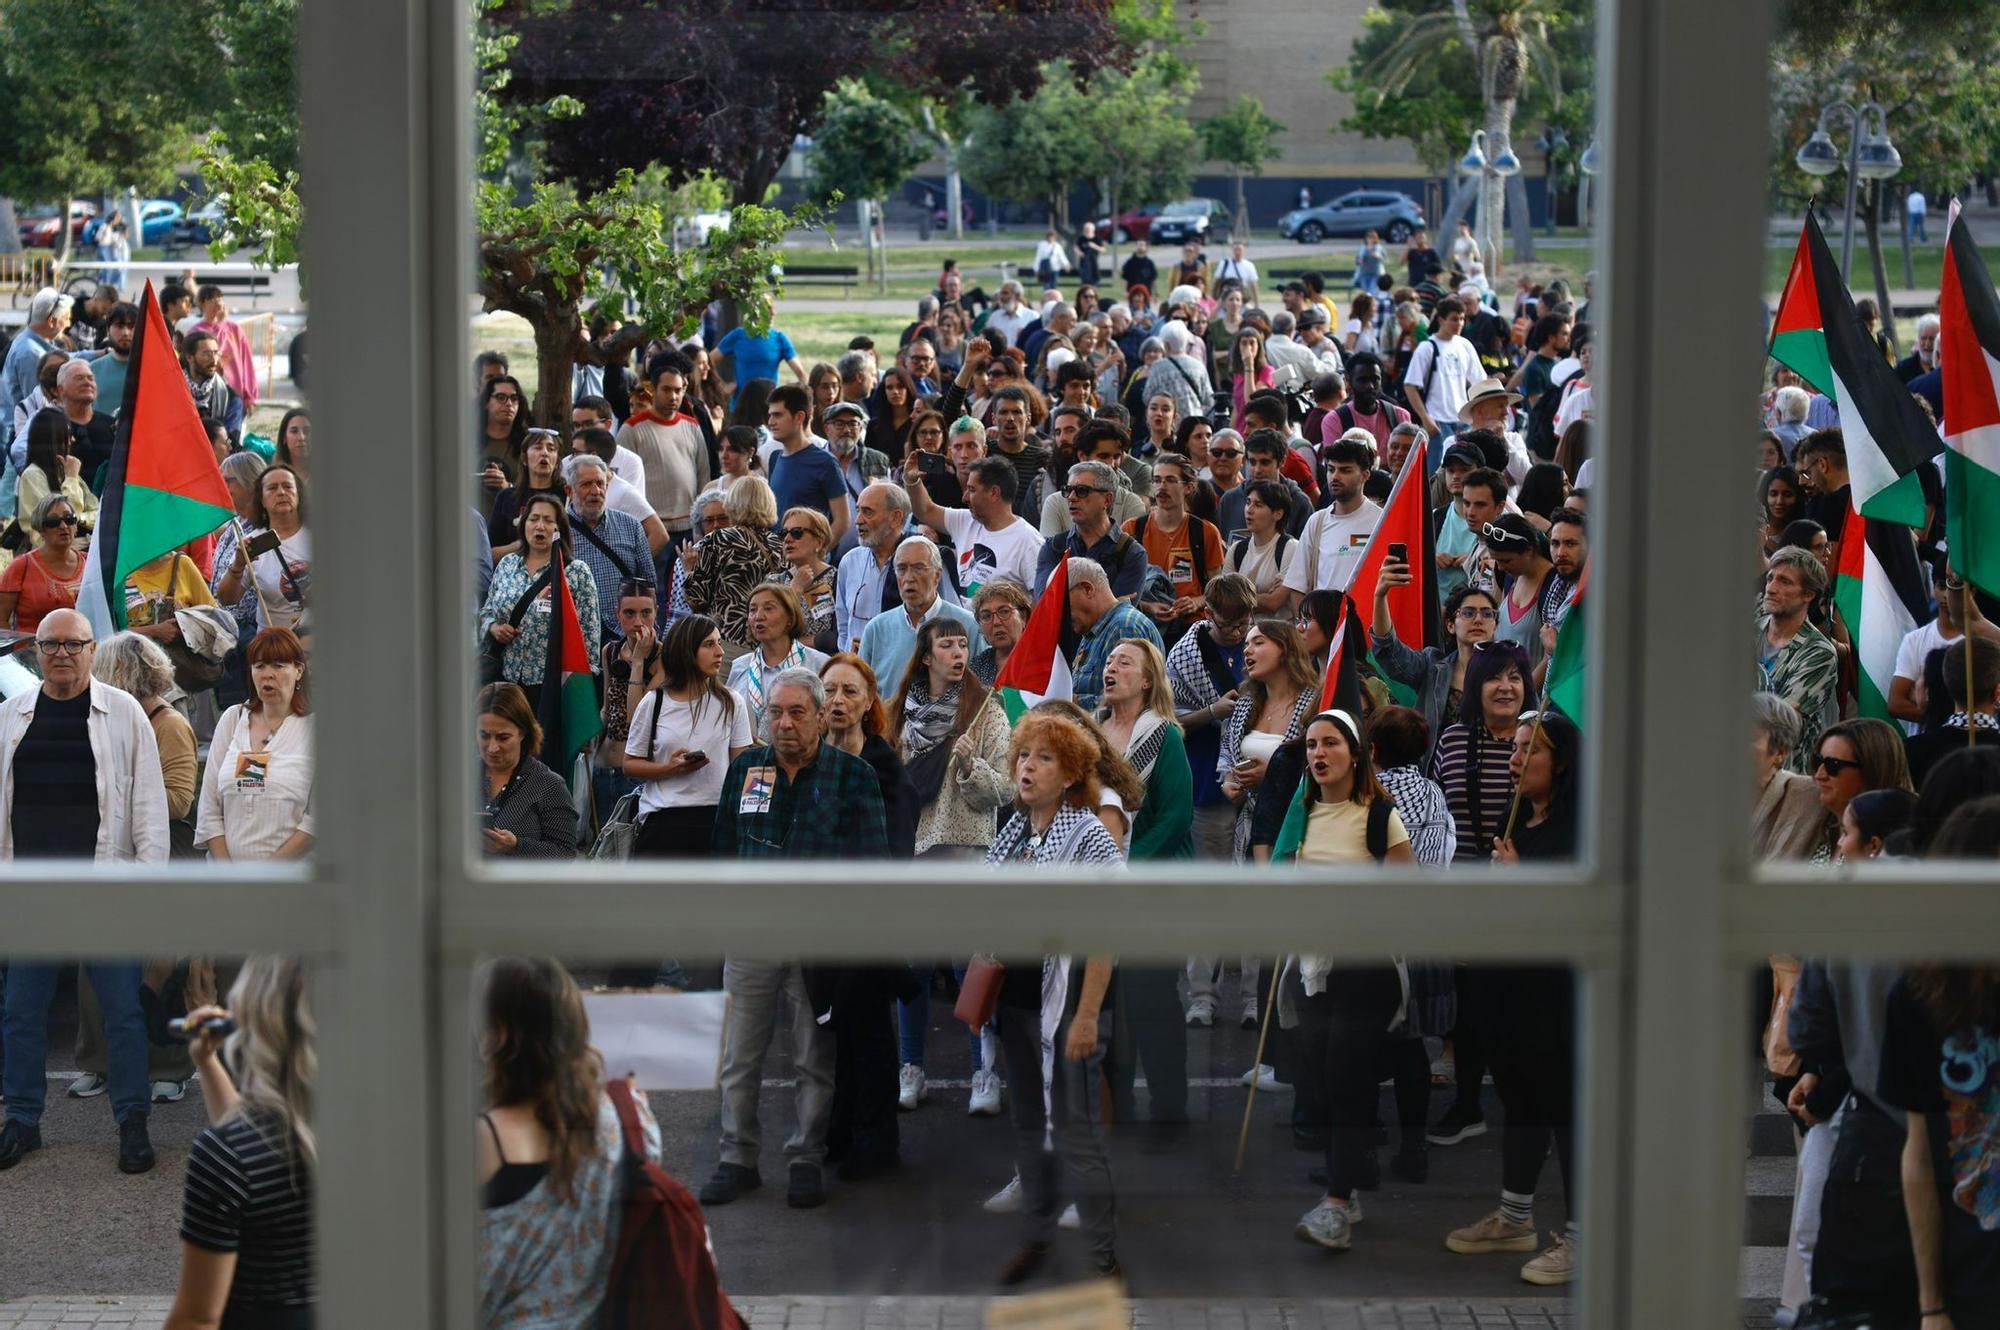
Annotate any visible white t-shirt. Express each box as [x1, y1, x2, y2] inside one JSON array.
[[606, 474, 658, 525], [1554, 380, 1593, 439], [1404, 334, 1482, 425], [627, 690, 753, 814], [941, 508, 1042, 593], [1284, 500, 1383, 595], [612, 444, 647, 492], [1227, 530, 1301, 595], [1339, 318, 1379, 356], [249, 526, 312, 632], [1894, 617, 1959, 735], [985, 306, 1032, 349]]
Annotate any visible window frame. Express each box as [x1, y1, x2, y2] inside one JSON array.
[[14, 0, 1998, 1324]]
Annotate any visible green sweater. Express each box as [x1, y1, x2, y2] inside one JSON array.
[[1128, 723, 1195, 861]]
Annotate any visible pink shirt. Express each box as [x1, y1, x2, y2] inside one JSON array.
[[191, 319, 259, 410]]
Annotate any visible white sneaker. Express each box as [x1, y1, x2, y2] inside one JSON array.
[[67, 1073, 108, 1099], [967, 1069, 1003, 1116], [1185, 997, 1216, 1027], [1240, 1001, 1260, 1029], [150, 1080, 186, 1103], [1239, 1063, 1281, 1091], [897, 1063, 927, 1111], [984, 1175, 1024, 1213], [1294, 1197, 1355, 1251], [1059, 1203, 1080, 1229]]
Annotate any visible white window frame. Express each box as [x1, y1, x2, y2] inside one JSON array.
[[16, 0, 2000, 1325]]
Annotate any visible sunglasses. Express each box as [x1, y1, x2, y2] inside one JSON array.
[[779, 526, 817, 540], [1063, 485, 1111, 499], [40, 513, 78, 529], [1815, 753, 1864, 778], [1209, 448, 1243, 459], [1481, 522, 1531, 547]]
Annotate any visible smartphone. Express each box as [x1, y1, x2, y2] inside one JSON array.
[[916, 450, 949, 474], [167, 1016, 237, 1040], [1388, 542, 1408, 566], [479, 810, 497, 831], [682, 752, 710, 769], [246, 530, 283, 560]]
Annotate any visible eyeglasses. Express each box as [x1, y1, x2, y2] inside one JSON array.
[[700, 514, 730, 529], [976, 606, 1021, 623], [36, 638, 91, 655], [40, 513, 77, 529], [780, 526, 817, 541], [1815, 753, 1864, 778], [489, 393, 520, 404], [1457, 606, 1499, 621], [893, 563, 935, 577], [1212, 615, 1252, 636], [1208, 448, 1242, 459], [1063, 485, 1110, 499]]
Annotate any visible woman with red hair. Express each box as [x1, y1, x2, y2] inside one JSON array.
[[195, 627, 315, 861]]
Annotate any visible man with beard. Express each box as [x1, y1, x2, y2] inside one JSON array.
[[1284, 438, 1382, 597], [904, 454, 1042, 597]]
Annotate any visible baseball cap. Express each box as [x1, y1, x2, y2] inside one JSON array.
[[1442, 443, 1484, 470], [824, 401, 869, 426]]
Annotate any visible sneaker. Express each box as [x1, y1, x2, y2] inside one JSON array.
[[117, 1115, 155, 1175], [1239, 1063, 1280, 1091], [1520, 1232, 1576, 1286], [983, 1174, 1023, 1213], [1185, 997, 1215, 1027], [0, 1119, 43, 1170], [151, 1080, 186, 1103], [1293, 1197, 1355, 1251], [967, 1069, 1003, 1116], [68, 1073, 108, 1099], [786, 1162, 825, 1209], [698, 1162, 761, 1206], [1427, 1100, 1488, 1145], [1058, 1202, 1080, 1229], [898, 1064, 927, 1111], [1239, 1000, 1260, 1029], [1445, 1209, 1539, 1254]]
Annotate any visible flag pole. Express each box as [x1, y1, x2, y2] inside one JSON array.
[[1958, 570, 1978, 749], [1233, 955, 1291, 1179], [1501, 707, 1548, 843]]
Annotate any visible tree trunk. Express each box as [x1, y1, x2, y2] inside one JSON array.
[[1440, 175, 1478, 236], [1506, 170, 1535, 263], [532, 310, 584, 430], [1863, 181, 1897, 358], [875, 197, 889, 295], [946, 151, 964, 241], [1234, 168, 1248, 240], [0, 198, 20, 256], [1480, 101, 1511, 277], [57, 193, 76, 272]]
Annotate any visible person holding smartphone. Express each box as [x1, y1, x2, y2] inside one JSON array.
[[624, 613, 752, 860], [217, 463, 312, 635], [474, 682, 579, 858]]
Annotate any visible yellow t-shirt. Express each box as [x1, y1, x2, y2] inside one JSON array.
[[123, 555, 217, 628], [1300, 798, 1409, 865]]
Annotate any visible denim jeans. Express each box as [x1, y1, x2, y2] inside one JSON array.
[[4, 962, 150, 1126], [897, 961, 987, 1070]]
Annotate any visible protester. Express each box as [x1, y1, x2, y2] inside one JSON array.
[[1810, 718, 1915, 864], [217, 464, 314, 635], [478, 492, 599, 689], [198, 627, 317, 862], [474, 682, 579, 859], [564, 454, 654, 643], [1065, 556, 1163, 712], [0, 493, 85, 630], [15, 407, 97, 544], [488, 428, 565, 558], [769, 506, 839, 654], [595, 577, 663, 823], [970, 579, 1031, 685], [728, 583, 829, 742], [683, 474, 786, 660], [1753, 693, 1835, 861], [625, 614, 751, 860], [1432, 640, 1536, 864], [859, 534, 978, 697], [1760, 546, 1839, 773]]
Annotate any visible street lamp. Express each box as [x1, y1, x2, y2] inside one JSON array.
[[1795, 100, 1898, 277], [1458, 129, 1489, 178]]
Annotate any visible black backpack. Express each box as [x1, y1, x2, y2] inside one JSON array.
[[1132, 512, 1212, 588]]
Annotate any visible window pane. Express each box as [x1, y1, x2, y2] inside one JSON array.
[[465, 955, 1587, 1313], [0, 955, 316, 1316]]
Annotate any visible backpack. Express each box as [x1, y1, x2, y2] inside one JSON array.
[[1132, 512, 1212, 588], [1228, 530, 1293, 576], [600, 1078, 748, 1330], [1365, 797, 1393, 863]]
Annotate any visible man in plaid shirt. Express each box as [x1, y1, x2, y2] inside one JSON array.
[[704, 668, 887, 1213]]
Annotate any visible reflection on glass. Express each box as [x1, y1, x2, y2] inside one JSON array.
[[0, 956, 315, 1322]]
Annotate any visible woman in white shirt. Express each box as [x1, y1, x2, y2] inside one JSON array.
[[624, 613, 752, 858], [1224, 480, 1301, 614], [1340, 293, 1380, 357], [216, 463, 311, 635], [196, 627, 316, 861]]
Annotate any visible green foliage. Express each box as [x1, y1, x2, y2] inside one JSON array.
[[197, 138, 304, 267], [209, 0, 303, 176], [1198, 96, 1287, 176], [806, 81, 929, 207]]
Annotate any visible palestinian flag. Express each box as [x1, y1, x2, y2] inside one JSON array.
[[537, 549, 603, 792], [1270, 599, 1362, 863], [1544, 566, 1587, 725], [1769, 213, 1934, 528], [992, 555, 1073, 723], [1345, 445, 1440, 653], [79, 281, 235, 637], [1939, 211, 2000, 595], [1833, 501, 1930, 721]]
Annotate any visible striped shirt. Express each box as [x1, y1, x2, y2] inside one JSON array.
[[180, 1111, 315, 1310], [1430, 722, 1517, 863]]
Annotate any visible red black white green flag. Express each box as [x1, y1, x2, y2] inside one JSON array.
[[1938, 209, 2000, 596], [538, 550, 603, 792]]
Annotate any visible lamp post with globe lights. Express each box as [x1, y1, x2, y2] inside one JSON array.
[[1796, 100, 1901, 279]]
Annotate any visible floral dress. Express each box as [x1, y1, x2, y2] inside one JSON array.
[[477, 553, 600, 687]]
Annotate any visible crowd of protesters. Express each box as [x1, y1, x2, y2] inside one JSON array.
[[3, 211, 2000, 1327]]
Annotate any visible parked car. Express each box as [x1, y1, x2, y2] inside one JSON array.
[[1145, 197, 1232, 245], [1093, 205, 1161, 244], [82, 200, 185, 248], [1278, 190, 1426, 245], [164, 200, 231, 253], [17, 202, 97, 249]]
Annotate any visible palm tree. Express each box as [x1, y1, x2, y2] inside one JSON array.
[[1362, 0, 1568, 278]]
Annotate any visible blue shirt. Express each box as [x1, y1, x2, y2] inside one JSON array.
[[1071, 601, 1163, 712], [567, 505, 653, 639], [716, 327, 797, 406], [768, 443, 846, 528], [859, 597, 979, 698]]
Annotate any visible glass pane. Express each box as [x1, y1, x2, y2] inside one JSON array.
[[467, 955, 1585, 1314], [1754, 4, 2000, 876], [1744, 946, 2000, 1326], [0, 955, 316, 1319], [0, 0, 315, 873], [462, 2, 1600, 877]]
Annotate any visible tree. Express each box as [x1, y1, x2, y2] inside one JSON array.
[[806, 80, 927, 291], [1198, 96, 1286, 238], [1336, 0, 1589, 274], [492, 0, 1124, 209], [0, 0, 224, 266]]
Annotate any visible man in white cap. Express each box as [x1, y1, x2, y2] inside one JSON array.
[[0, 289, 75, 514], [1461, 377, 1532, 484]]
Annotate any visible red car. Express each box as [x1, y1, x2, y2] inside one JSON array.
[[17, 202, 97, 249], [1094, 206, 1161, 244]]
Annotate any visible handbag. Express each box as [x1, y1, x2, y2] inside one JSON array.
[[1764, 955, 1803, 1079], [591, 789, 643, 861], [954, 954, 1005, 1031], [479, 563, 556, 686]]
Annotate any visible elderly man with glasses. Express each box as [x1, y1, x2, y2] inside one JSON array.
[[0, 608, 171, 1176], [1033, 461, 1150, 601], [858, 535, 979, 696]]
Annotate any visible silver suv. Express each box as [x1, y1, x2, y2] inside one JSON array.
[[1278, 191, 1426, 245]]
